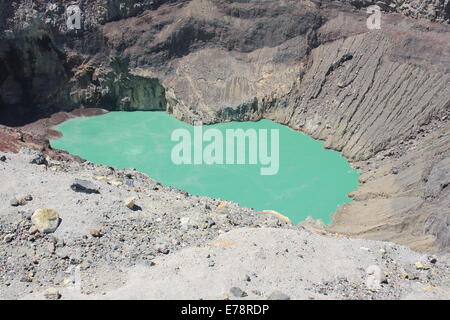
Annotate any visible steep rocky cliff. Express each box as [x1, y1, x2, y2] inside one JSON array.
[[0, 0, 449, 252]]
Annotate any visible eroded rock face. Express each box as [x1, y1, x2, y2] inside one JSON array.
[[0, 0, 448, 251]]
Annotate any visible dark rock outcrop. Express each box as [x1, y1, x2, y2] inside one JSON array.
[[71, 179, 100, 194]]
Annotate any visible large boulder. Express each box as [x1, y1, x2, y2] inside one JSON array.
[[31, 209, 61, 234]]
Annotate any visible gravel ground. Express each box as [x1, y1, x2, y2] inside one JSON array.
[[0, 150, 448, 300]]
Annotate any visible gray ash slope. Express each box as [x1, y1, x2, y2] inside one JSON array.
[[0, 151, 449, 300], [0, 1, 449, 256], [0, 150, 286, 299]]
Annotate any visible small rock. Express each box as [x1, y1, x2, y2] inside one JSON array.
[[29, 226, 38, 235], [10, 198, 20, 207], [56, 238, 65, 248], [148, 260, 156, 267], [110, 180, 123, 186], [204, 217, 216, 229], [401, 272, 410, 279], [56, 247, 71, 259], [3, 234, 14, 243], [125, 178, 134, 187], [31, 209, 61, 234], [150, 183, 162, 191], [155, 243, 169, 254], [47, 242, 56, 254], [30, 153, 47, 165], [124, 197, 136, 210], [381, 272, 389, 284], [0, 155, 6, 162], [44, 288, 61, 300], [391, 168, 399, 175], [49, 236, 58, 244], [267, 291, 290, 300], [20, 276, 32, 283], [230, 287, 247, 298], [69, 256, 82, 265], [90, 229, 103, 238], [21, 210, 33, 220], [11, 196, 29, 207], [180, 217, 190, 226], [428, 256, 437, 264], [71, 179, 100, 194]]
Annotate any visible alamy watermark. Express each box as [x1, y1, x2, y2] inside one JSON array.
[[171, 125, 280, 176], [367, 5, 381, 30], [66, 5, 82, 30]]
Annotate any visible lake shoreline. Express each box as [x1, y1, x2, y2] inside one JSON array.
[[20, 108, 110, 142], [51, 111, 360, 225]]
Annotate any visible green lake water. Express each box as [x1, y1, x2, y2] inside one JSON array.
[[51, 111, 359, 224]]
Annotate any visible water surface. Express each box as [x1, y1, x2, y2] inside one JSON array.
[[51, 111, 359, 224]]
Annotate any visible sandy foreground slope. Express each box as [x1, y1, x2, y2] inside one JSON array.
[[0, 151, 448, 300]]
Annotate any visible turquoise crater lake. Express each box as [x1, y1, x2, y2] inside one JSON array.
[[51, 111, 359, 224]]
